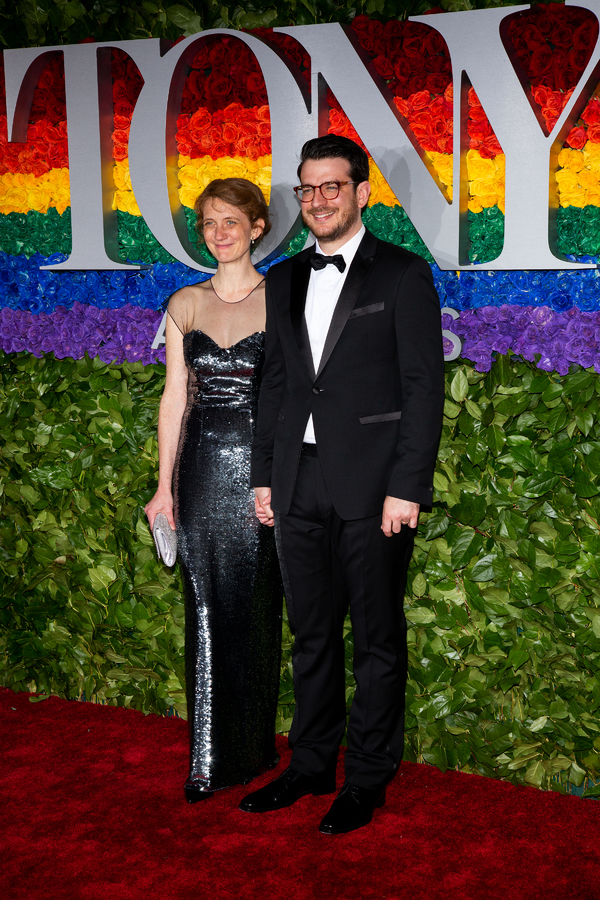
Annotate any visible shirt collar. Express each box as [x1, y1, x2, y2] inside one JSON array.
[[314, 224, 366, 267]]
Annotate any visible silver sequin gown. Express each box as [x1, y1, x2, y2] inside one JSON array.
[[172, 329, 282, 791]]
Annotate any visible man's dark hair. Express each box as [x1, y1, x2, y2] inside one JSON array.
[[297, 135, 370, 185]]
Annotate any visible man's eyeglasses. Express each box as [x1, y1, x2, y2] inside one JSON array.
[[293, 181, 358, 202]]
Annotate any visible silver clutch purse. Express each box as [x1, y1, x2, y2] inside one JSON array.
[[152, 513, 177, 567]]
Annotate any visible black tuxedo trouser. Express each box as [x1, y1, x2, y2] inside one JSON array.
[[274, 447, 415, 789]]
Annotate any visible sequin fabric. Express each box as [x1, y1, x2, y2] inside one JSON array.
[[173, 330, 282, 791]]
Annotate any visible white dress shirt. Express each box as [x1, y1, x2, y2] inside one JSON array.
[[303, 225, 366, 444]]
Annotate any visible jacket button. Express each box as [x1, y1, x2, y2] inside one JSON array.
[[312, 387, 322, 395]]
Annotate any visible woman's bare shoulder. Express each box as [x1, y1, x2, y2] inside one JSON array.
[[169, 281, 212, 304]]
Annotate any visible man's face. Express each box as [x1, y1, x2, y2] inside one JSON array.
[[298, 157, 370, 248]]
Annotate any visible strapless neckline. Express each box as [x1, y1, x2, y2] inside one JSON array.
[[187, 329, 265, 352]]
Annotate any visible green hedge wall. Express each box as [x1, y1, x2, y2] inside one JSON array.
[[2, 348, 600, 795]]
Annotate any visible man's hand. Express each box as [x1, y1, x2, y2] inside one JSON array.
[[254, 487, 274, 526], [381, 496, 420, 536]]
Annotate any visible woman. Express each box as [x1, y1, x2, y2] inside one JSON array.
[[145, 178, 282, 802]]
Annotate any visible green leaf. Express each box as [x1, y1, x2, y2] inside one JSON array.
[[471, 554, 496, 582], [165, 5, 203, 34], [406, 607, 436, 625], [522, 473, 560, 498], [450, 369, 469, 403], [88, 565, 117, 592]]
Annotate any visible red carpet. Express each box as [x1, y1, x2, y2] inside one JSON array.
[[1, 687, 599, 900]]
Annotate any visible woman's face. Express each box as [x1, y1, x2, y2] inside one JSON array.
[[201, 197, 264, 264]]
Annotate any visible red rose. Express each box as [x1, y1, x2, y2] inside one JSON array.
[[408, 74, 427, 95], [191, 47, 210, 69], [112, 61, 127, 80], [383, 19, 403, 39], [114, 100, 134, 119], [410, 90, 431, 111], [551, 24, 576, 49], [176, 135, 192, 156], [188, 70, 206, 101], [113, 79, 128, 101], [208, 43, 228, 68], [586, 123, 600, 143], [436, 134, 453, 154], [38, 69, 54, 90], [426, 115, 448, 138], [394, 57, 414, 82], [479, 137, 502, 159], [112, 142, 128, 161], [569, 44, 593, 77], [205, 73, 233, 101], [582, 99, 600, 126], [573, 19, 599, 51], [247, 72, 266, 93], [529, 45, 553, 76], [422, 30, 447, 57], [373, 55, 394, 81], [47, 140, 68, 168], [351, 15, 370, 37], [114, 114, 131, 131], [257, 121, 271, 138], [425, 73, 450, 96], [260, 138, 271, 156], [469, 104, 489, 123], [428, 53, 451, 75], [566, 126, 586, 150], [112, 129, 129, 146], [404, 36, 426, 59], [393, 97, 410, 118], [532, 85, 551, 108], [409, 110, 432, 141], [257, 105, 270, 123], [222, 122, 239, 142], [467, 119, 493, 146], [444, 83, 453, 105], [210, 141, 229, 159], [190, 108, 212, 131], [521, 24, 546, 48], [468, 87, 481, 108]]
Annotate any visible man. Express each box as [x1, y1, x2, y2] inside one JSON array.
[[240, 135, 445, 834]]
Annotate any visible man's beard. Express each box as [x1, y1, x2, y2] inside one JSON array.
[[302, 194, 360, 245]]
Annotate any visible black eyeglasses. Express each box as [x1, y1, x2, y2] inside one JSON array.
[[293, 181, 358, 202]]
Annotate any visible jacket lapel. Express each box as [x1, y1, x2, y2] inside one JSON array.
[[316, 230, 378, 379], [289, 250, 316, 383]]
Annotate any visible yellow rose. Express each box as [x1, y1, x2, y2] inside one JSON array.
[[557, 148, 584, 172], [577, 169, 600, 190], [559, 187, 587, 208], [466, 149, 496, 180], [586, 188, 600, 206], [555, 169, 580, 192], [27, 186, 52, 213]]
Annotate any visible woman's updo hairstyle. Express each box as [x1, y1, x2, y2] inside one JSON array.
[[194, 178, 271, 246]]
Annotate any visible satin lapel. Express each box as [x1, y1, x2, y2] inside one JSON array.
[[289, 253, 316, 383], [316, 232, 378, 378]]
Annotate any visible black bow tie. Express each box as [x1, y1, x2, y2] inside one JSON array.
[[309, 253, 346, 273]]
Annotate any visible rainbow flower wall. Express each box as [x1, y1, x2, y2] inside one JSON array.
[[3, 4, 600, 374]]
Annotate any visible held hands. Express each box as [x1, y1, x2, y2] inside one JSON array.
[[254, 487, 274, 527], [381, 496, 420, 536], [145, 489, 176, 531]]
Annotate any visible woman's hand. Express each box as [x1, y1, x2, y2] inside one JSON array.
[[145, 489, 176, 531], [254, 487, 274, 526]]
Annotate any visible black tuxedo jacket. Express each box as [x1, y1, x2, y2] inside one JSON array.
[[251, 228, 445, 520]]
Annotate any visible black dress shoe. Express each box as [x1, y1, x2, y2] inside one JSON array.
[[318, 782, 386, 834], [239, 764, 337, 813]]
